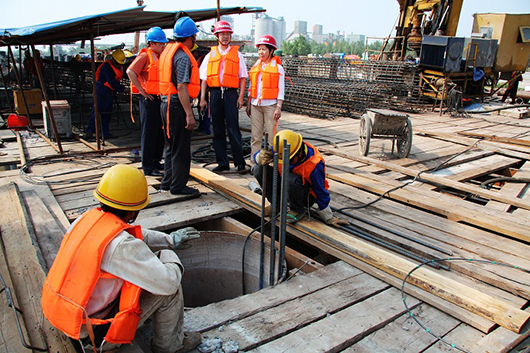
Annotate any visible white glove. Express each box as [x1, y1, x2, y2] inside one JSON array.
[[171, 227, 200, 249], [316, 205, 334, 223]]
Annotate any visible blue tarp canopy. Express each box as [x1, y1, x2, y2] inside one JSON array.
[[0, 6, 264, 46]]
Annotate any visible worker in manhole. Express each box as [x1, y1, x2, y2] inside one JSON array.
[[199, 20, 249, 174], [85, 49, 126, 140], [42, 164, 202, 353], [253, 129, 349, 227], [246, 35, 285, 170], [127, 26, 168, 177], [159, 17, 201, 195]]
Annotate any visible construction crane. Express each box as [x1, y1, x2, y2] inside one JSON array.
[[386, 0, 463, 60]]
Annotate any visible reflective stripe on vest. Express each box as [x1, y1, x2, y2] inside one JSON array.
[[249, 56, 281, 100], [42, 208, 143, 344], [159, 42, 200, 98], [131, 48, 160, 95], [206, 46, 240, 88], [95, 61, 124, 91]]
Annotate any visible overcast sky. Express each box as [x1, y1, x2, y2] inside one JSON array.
[[1, 0, 529, 45]]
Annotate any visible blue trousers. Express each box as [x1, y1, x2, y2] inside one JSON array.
[[87, 85, 113, 138], [209, 88, 245, 167], [160, 96, 192, 193], [139, 96, 165, 174]]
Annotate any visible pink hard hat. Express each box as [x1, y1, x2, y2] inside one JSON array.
[[213, 20, 233, 34], [256, 35, 277, 50]]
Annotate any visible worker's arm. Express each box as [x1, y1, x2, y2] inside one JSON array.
[[101, 232, 183, 296], [237, 51, 248, 109], [274, 64, 285, 120], [237, 77, 246, 109], [100, 63, 124, 93], [200, 80, 209, 112], [175, 51, 195, 131], [309, 161, 331, 210], [126, 69, 154, 101]]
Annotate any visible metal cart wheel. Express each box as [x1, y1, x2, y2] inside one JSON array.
[[359, 115, 372, 156], [397, 117, 412, 158]]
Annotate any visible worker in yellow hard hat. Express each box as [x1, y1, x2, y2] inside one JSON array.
[[85, 49, 126, 140], [42, 164, 202, 352], [253, 130, 349, 227]]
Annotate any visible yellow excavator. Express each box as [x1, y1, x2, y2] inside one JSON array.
[[387, 0, 464, 60]]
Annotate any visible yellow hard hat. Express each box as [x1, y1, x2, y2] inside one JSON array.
[[112, 49, 126, 64], [273, 130, 303, 160], [94, 164, 150, 211]]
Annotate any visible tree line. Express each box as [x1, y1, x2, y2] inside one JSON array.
[[280, 36, 385, 56]]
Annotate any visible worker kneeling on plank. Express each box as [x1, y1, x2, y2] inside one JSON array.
[[253, 130, 349, 228], [42, 164, 202, 353]]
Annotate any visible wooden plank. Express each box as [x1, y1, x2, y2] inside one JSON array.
[[0, 182, 76, 352], [327, 170, 530, 241], [422, 323, 487, 353], [202, 272, 390, 351], [136, 189, 242, 232], [253, 288, 421, 352], [319, 147, 530, 212], [184, 261, 363, 332], [457, 131, 530, 147], [486, 161, 530, 212], [189, 166, 529, 333], [342, 304, 461, 352], [0, 129, 16, 142], [433, 154, 520, 181], [21, 189, 65, 271]]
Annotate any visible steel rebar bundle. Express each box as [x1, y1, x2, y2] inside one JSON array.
[[246, 56, 424, 119]]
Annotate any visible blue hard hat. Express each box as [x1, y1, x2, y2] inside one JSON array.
[[146, 27, 168, 43], [173, 17, 199, 38]]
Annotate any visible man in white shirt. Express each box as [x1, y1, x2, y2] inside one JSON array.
[[199, 21, 249, 173]]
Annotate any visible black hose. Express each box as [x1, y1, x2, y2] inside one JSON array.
[[480, 177, 530, 190]]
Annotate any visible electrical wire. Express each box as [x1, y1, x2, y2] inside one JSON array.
[[336, 139, 482, 211], [241, 219, 272, 295], [19, 154, 119, 185], [480, 177, 530, 190], [192, 136, 252, 163], [401, 257, 530, 353]]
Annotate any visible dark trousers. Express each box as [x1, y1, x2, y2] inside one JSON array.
[[139, 95, 165, 174], [253, 164, 315, 213], [210, 88, 245, 167], [160, 96, 192, 193], [87, 86, 113, 137]]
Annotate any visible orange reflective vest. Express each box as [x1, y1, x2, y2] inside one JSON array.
[[159, 42, 200, 98], [206, 46, 240, 88], [42, 208, 143, 344], [249, 56, 281, 99], [280, 142, 330, 196], [131, 48, 161, 95], [95, 61, 124, 91]]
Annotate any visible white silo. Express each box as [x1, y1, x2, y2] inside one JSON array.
[[255, 15, 273, 46]]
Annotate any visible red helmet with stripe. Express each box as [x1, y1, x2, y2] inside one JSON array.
[[213, 20, 233, 34], [256, 35, 277, 50]]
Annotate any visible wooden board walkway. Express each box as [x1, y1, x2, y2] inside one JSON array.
[[0, 105, 528, 352]]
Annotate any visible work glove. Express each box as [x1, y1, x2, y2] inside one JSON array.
[[257, 149, 273, 166], [317, 205, 349, 229], [171, 227, 200, 250]]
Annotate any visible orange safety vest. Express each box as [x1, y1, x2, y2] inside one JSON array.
[[159, 42, 200, 98], [206, 46, 240, 88], [249, 56, 281, 100], [42, 208, 143, 345], [131, 48, 161, 95], [95, 61, 124, 91], [280, 142, 330, 197]]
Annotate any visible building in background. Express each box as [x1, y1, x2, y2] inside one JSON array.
[[253, 13, 286, 49], [347, 34, 366, 44], [294, 20, 308, 36], [312, 24, 329, 43]]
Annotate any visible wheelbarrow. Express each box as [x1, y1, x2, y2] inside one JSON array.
[[358, 108, 413, 158]]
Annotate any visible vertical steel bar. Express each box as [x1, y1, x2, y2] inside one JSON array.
[[278, 140, 290, 282], [258, 133, 268, 290], [268, 135, 280, 286]]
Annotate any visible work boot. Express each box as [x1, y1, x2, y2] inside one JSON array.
[[174, 331, 202, 353], [286, 209, 305, 224]]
